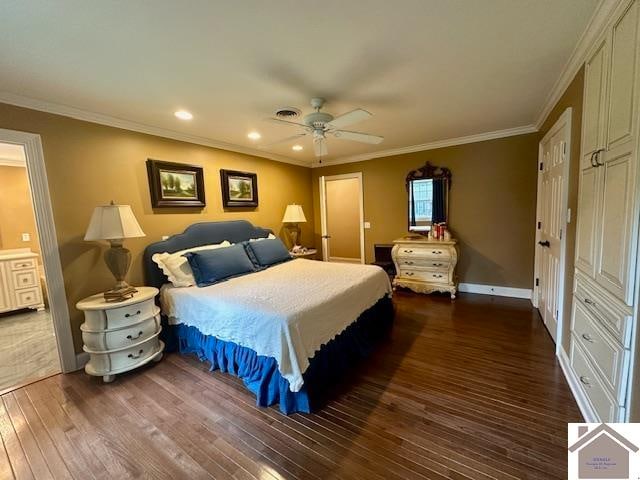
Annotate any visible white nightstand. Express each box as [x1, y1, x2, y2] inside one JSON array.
[[76, 286, 164, 383], [291, 248, 318, 259]]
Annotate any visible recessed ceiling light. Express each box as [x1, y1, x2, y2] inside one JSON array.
[[174, 110, 193, 120], [247, 131, 261, 140], [292, 145, 303, 151]]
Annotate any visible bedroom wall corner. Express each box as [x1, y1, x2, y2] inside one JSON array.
[[0, 101, 315, 353]]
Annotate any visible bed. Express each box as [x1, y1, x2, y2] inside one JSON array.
[[143, 220, 394, 414]]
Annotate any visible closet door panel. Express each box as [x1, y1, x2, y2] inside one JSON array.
[[582, 41, 608, 169], [596, 152, 636, 304], [0, 263, 10, 313], [607, 0, 639, 150], [576, 167, 600, 276]]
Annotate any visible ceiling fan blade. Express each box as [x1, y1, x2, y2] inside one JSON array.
[[314, 137, 328, 157], [259, 133, 307, 148], [333, 130, 384, 144], [264, 117, 309, 129], [325, 109, 372, 129]]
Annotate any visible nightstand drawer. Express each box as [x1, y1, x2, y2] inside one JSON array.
[[11, 269, 38, 289], [82, 315, 161, 351], [105, 299, 157, 329], [9, 258, 36, 271]]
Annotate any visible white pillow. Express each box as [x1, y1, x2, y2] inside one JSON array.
[[249, 233, 276, 242], [152, 241, 232, 287]]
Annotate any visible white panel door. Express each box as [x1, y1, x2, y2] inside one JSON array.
[[0, 263, 10, 313], [537, 125, 569, 343], [575, 167, 600, 276], [582, 40, 608, 169], [595, 152, 636, 304]]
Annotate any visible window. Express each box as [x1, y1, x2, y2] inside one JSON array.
[[410, 179, 433, 230]]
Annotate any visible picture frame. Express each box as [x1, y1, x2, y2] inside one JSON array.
[[220, 169, 259, 208], [146, 159, 205, 208]]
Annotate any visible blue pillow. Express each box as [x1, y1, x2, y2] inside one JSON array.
[[183, 244, 256, 287], [244, 238, 292, 267]]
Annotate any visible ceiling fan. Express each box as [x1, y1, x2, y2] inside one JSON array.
[[262, 97, 383, 161]]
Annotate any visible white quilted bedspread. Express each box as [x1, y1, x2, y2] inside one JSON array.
[[160, 258, 392, 392]]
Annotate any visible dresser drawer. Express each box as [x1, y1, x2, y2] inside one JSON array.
[[396, 257, 450, 270], [396, 246, 452, 261], [82, 315, 161, 351], [14, 287, 41, 308], [105, 299, 157, 329], [575, 274, 632, 346], [11, 269, 38, 290], [84, 331, 162, 375], [399, 269, 448, 284], [571, 302, 629, 398], [9, 258, 36, 271], [570, 338, 620, 422]]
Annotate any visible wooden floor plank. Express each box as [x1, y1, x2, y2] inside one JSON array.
[[0, 292, 580, 479]]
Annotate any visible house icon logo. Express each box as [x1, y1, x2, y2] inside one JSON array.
[[568, 423, 639, 479]]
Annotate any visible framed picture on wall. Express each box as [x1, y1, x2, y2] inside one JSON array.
[[146, 159, 205, 208], [220, 169, 258, 208]]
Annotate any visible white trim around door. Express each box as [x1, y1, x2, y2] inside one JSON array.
[[319, 172, 365, 264], [532, 107, 572, 351], [0, 128, 77, 373]]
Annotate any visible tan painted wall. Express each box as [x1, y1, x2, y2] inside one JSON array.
[[313, 133, 539, 288], [537, 67, 584, 356], [325, 177, 361, 259], [0, 102, 314, 352], [0, 165, 41, 256]]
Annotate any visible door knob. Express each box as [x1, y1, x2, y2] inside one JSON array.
[[538, 240, 550, 247], [321, 235, 331, 239]]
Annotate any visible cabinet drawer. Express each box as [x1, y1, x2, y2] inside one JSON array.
[[396, 246, 451, 261], [84, 331, 162, 375], [14, 287, 41, 308], [9, 258, 36, 271], [399, 269, 448, 284], [575, 274, 632, 346], [570, 338, 619, 422], [11, 269, 38, 289], [105, 299, 156, 329], [396, 258, 450, 270], [571, 301, 628, 398], [82, 315, 161, 351]]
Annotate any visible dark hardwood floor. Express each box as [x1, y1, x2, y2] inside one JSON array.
[[0, 291, 581, 479]]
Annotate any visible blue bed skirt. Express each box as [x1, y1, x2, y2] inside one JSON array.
[[166, 295, 394, 414]]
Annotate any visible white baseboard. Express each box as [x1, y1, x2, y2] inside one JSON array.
[[557, 347, 598, 423], [75, 352, 89, 371], [458, 283, 532, 299]]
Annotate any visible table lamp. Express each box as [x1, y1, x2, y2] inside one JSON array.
[[84, 201, 145, 301], [282, 204, 307, 249]]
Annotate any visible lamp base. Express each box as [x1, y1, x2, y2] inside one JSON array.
[[103, 239, 136, 301]]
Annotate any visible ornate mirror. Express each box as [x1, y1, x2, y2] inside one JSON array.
[[406, 161, 451, 233]]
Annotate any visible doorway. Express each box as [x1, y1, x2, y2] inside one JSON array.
[[319, 173, 365, 264], [533, 108, 572, 347], [0, 129, 76, 393]]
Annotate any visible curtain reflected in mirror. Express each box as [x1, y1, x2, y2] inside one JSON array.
[[406, 162, 451, 233]]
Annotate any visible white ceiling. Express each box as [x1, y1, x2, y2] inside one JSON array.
[[0, 0, 599, 165]]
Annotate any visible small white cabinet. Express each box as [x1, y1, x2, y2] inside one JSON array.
[[0, 249, 44, 314], [76, 287, 164, 383]]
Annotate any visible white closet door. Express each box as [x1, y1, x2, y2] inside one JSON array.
[[581, 40, 608, 169], [575, 167, 600, 276]]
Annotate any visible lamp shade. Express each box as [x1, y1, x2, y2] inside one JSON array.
[[84, 203, 145, 241], [282, 204, 307, 223]]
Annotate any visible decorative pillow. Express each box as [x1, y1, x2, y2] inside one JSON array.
[[244, 238, 292, 267], [152, 241, 231, 287], [183, 243, 256, 287], [249, 233, 276, 242]]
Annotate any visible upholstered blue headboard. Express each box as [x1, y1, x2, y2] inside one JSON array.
[[143, 220, 273, 289]]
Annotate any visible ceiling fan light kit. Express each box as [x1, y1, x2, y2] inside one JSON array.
[[263, 97, 384, 161]]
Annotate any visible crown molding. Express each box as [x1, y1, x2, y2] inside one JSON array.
[[534, 0, 623, 129], [0, 91, 311, 168], [312, 124, 538, 168], [0, 157, 26, 167]]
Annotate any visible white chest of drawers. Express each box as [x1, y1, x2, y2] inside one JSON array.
[[76, 287, 164, 383], [0, 249, 44, 314], [391, 237, 458, 299]]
